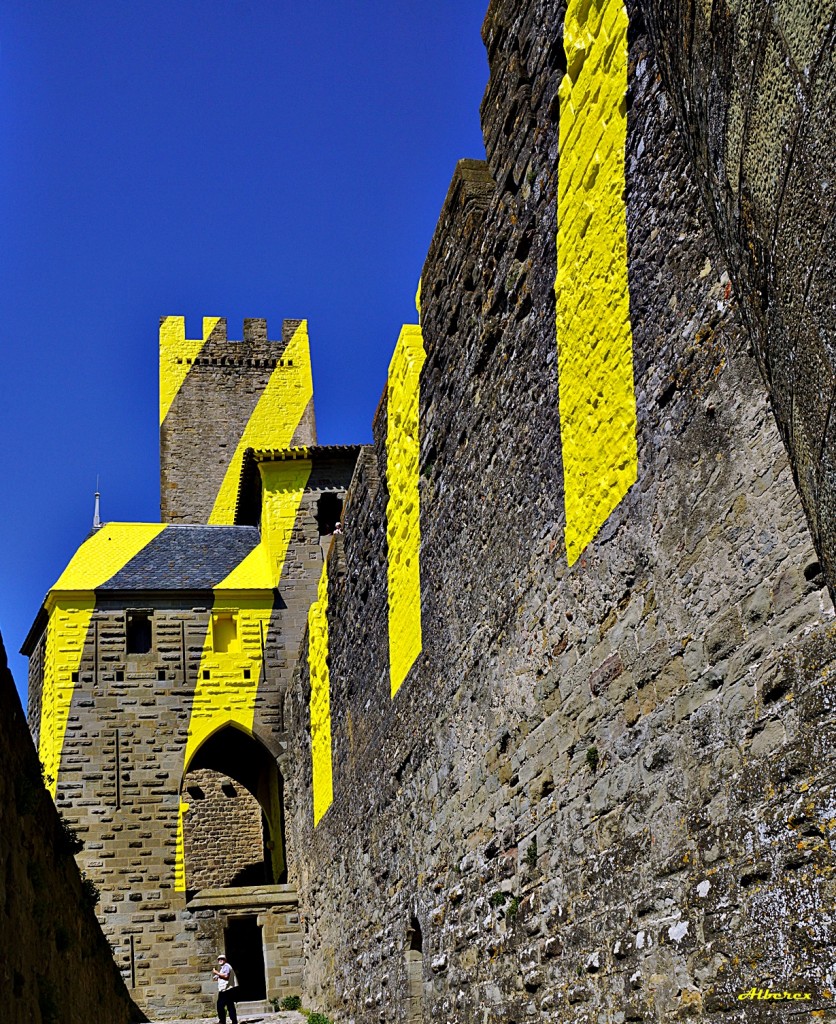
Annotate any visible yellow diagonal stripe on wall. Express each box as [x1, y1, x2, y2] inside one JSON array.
[[556, 0, 637, 566], [175, 595, 272, 891], [208, 322, 314, 525], [52, 522, 167, 591], [386, 324, 426, 697], [41, 522, 166, 797], [176, 462, 310, 889], [258, 460, 312, 586], [159, 316, 220, 425], [308, 560, 333, 826]]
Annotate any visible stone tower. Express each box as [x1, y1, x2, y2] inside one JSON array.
[[159, 316, 318, 524], [24, 317, 362, 1019]]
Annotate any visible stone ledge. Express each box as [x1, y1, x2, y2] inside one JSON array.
[[187, 884, 299, 910]]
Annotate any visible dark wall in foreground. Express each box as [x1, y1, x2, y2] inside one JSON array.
[[0, 630, 144, 1024], [286, 1, 836, 1022]]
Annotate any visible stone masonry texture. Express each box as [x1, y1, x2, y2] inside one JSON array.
[[182, 768, 266, 891], [640, 0, 836, 598], [24, 456, 357, 1018], [14, 0, 836, 1021], [284, 1, 836, 1022], [0, 630, 145, 1024], [160, 317, 317, 524]]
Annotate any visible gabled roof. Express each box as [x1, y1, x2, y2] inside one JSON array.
[[49, 522, 267, 593], [22, 522, 273, 654]]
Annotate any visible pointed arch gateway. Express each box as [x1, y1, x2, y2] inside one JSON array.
[[180, 724, 287, 895]]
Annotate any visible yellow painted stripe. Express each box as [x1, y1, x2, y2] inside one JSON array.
[[556, 0, 637, 566], [39, 600, 95, 797], [175, 596, 272, 891], [258, 460, 312, 586], [308, 560, 333, 826], [208, 322, 314, 525], [174, 798, 191, 893], [41, 522, 168, 796], [51, 522, 167, 593], [386, 324, 426, 697], [176, 460, 310, 887], [213, 543, 273, 592], [159, 316, 221, 425]]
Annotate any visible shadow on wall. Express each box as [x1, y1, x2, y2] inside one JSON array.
[[181, 724, 287, 897], [0, 629, 146, 1023]]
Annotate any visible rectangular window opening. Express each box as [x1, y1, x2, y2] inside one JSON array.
[[212, 613, 239, 654], [126, 612, 153, 655]]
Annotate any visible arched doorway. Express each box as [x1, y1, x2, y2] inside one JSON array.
[[181, 725, 286, 896]]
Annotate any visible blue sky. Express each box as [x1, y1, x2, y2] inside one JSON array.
[[0, 2, 488, 696]]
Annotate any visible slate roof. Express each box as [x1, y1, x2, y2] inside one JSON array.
[[100, 526, 262, 592]]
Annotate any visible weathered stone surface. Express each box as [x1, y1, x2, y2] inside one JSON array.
[[24, 456, 358, 1018], [14, 2, 836, 1021], [641, 0, 836, 598], [0, 630, 144, 1024], [284, 2, 836, 1022]]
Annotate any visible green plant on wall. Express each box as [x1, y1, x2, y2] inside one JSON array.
[[80, 874, 100, 910]]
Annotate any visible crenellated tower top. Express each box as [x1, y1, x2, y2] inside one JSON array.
[[159, 316, 317, 524]]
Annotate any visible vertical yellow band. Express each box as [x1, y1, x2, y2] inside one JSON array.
[[308, 561, 333, 826], [386, 325, 426, 696], [39, 600, 95, 796], [175, 597, 272, 891], [556, 0, 637, 566]]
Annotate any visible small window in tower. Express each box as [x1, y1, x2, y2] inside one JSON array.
[[126, 612, 152, 655], [212, 613, 239, 653], [316, 493, 344, 537]]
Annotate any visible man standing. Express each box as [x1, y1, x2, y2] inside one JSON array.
[[212, 953, 238, 1024]]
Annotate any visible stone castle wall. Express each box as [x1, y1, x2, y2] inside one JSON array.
[[0, 630, 144, 1024], [160, 317, 317, 524], [285, 1, 836, 1022], [35, 592, 298, 1017], [183, 768, 266, 891], [642, 0, 836, 597]]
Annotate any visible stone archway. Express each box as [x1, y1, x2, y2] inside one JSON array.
[[181, 724, 287, 895]]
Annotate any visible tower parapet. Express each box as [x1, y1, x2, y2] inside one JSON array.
[[159, 317, 317, 524]]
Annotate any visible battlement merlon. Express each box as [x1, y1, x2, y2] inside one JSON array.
[[159, 316, 318, 425], [158, 316, 307, 344], [159, 316, 317, 525], [159, 316, 308, 386]]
